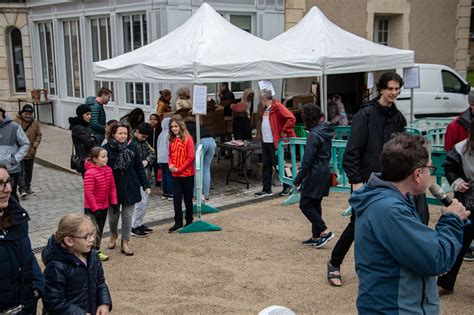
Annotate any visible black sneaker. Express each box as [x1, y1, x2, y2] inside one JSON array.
[[279, 186, 292, 196], [26, 188, 36, 195], [131, 227, 148, 238], [184, 221, 193, 227], [20, 191, 28, 200], [168, 223, 183, 233], [302, 237, 320, 246], [463, 249, 474, 262], [141, 225, 153, 233], [254, 190, 273, 197], [314, 231, 335, 248]]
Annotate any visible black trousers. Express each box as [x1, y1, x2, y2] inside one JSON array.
[[10, 172, 20, 202], [85, 208, 108, 251], [19, 158, 35, 192], [330, 192, 429, 268], [438, 211, 474, 291], [299, 195, 327, 238], [172, 176, 194, 225], [262, 142, 290, 193]]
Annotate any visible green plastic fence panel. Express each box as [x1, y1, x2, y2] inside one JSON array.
[[404, 127, 422, 135], [330, 140, 351, 192], [412, 118, 452, 130], [425, 127, 446, 146], [277, 137, 307, 187], [334, 126, 351, 140], [294, 123, 308, 138], [426, 149, 449, 206]]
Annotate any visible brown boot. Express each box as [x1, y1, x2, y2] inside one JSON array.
[[108, 233, 118, 249], [120, 240, 134, 256]]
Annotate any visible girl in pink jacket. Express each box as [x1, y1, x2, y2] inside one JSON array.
[[83, 147, 118, 261]]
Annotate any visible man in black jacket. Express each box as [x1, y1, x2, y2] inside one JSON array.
[[327, 72, 431, 286]]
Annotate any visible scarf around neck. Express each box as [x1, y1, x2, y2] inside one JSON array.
[[108, 138, 134, 172]]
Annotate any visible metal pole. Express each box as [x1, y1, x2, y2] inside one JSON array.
[[410, 88, 414, 125]]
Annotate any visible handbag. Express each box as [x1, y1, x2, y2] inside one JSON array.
[[70, 143, 82, 171], [463, 183, 474, 210], [330, 172, 339, 187]]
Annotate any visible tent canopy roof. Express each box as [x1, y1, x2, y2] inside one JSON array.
[[93, 3, 321, 83], [271, 6, 414, 74]]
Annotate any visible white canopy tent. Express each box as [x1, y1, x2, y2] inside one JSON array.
[[93, 3, 322, 83], [270, 6, 415, 115]]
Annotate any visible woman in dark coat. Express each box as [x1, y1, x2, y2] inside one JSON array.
[[293, 103, 335, 249], [0, 165, 44, 314], [102, 122, 150, 256], [69, 104, 99, 176]]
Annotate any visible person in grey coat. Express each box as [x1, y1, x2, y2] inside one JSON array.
[[293, 103, 335, 249], [0, 107, 30, 201]]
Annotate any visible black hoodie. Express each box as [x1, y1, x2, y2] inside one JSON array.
[[68, 116, 99, 174]]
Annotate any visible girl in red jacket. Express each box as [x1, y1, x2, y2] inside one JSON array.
[[168, 115, 195, 233], [83, 147, 118, 261]]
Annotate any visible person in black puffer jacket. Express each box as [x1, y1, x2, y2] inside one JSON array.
[[0, 166, 44, 315], [42, 213, 111, 315], [69, 104, 99, 176]]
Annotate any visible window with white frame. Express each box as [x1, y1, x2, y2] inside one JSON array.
[[123, 13, 149, 106], [38, 21, 57, 95], [373, 16, 389, 46], [63, 19, 83, 98], [91, 17, 114, 100]]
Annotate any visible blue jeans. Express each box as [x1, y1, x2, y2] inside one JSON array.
[[160, 163, 173, 195], [200, 137, 216, 197]]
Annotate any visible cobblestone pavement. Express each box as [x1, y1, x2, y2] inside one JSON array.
[[22, 160, 277, 249]]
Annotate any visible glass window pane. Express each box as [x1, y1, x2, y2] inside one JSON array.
[[64, 21, 73, 97], [442, 70, 463, 93], [99, 18, 108, 60], [123, 16, 131, 52], [230, 15, 251, 33], [126, 82, 134, 103], [91, 19, 99, 62], [10, 28, 25, 93], [45, 22, 56, 95], [132, 15, 142, 49]]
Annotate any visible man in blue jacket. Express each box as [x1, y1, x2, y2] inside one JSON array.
[[352, 134, 469, 314]]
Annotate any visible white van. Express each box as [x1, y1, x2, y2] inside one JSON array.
[[395, 63, 471, 120]]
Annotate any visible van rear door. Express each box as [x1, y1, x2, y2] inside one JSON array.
[[441, 69, 469, 116], [414, 67, 444, 116]]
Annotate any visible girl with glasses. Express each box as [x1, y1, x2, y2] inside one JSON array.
[[42, 213, 111, 314]]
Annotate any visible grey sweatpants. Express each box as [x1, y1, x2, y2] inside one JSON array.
[[108, 203, 135, 240], [132, 188, 149, 229]]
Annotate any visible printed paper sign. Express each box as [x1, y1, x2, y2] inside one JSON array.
[[258, 80, 276, 96], [403, 67, 420, 89], [193, 84, 207, 115]]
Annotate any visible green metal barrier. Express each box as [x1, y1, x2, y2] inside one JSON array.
[[330, 140, 351, 192], [425, 127, 446, 147], [334, 126, 351, 140], [427, 149, 449, 206], [179, 144, 221, 233]]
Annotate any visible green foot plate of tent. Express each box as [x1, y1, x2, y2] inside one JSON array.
[[179, 220, 222, 233], [187, 204, 219, 213]]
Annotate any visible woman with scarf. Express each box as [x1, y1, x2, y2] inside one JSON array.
[[230, 88, 254, 141], [102, 122, 150, 256]]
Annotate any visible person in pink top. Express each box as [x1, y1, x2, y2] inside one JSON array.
[[83, 147, 118, 261]]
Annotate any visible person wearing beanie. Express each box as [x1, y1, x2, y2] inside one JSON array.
[[13, 104, 42, 199], [69, 104, 98, 176], [0, 106, 30, 201]]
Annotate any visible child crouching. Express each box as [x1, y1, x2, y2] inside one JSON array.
[[42, 213, 112, 315]]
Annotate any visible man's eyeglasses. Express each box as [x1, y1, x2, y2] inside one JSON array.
[[0, 178, 11, 193], [72, 233, 95, 242], [420, 165, 437, 175]]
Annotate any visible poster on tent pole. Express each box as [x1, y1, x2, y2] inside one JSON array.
[[193, 84, 207, 115], [403, 66, 420, 89]]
